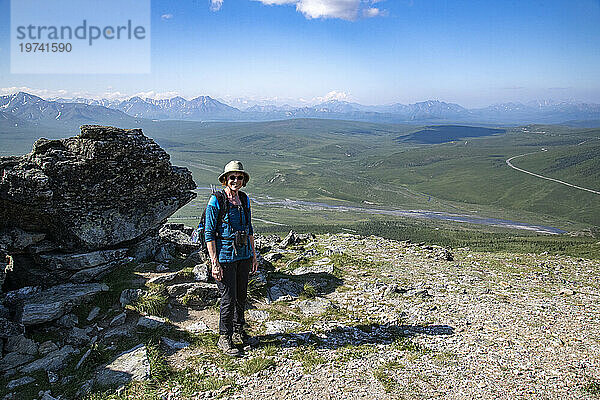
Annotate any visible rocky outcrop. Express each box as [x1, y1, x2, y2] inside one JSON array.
[[0, 125, 196, 291], [0, 125, 196, 251], [0, 126, 205, 398]]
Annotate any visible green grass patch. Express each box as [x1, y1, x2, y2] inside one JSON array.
[[583, 379, 600, 396], [392, 337, 430, 355], [373, 361, 401, 393], [130, 285, 169, 316], [334, 344, 378, 364], [291, 345, 326, 373], [300, 282, 316, 299], [239, 356, 276, 375], [262, 343, 281, 356]]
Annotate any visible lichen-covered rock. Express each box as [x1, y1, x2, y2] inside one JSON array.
[[296, 297, 333, 316], [181, 250, 207, 269], [0, 352, 36, 371], [137, 315, 166, 330], [127, 234, 161, 262], [279, 230, 315, 248], [5, 334, 38, 355], [119, 288, 145, 308], [267, 279, 303, 303], [254, 234, 282, 253], [192, 262, 209, 282], [147, 270, 192, 286], [264, 320, 301, 335], [19, 283, 109, 325], [20, 345, 76, 373], [36, 249, 128, 271], [159, 224, 199, 255], [0, 318, 25, 338], [38, 341, 59, 356], [95, 344, 150, 388], [0, 125, 196, 251], [166, 282, 219, 307], [6, 376, 35, 390]]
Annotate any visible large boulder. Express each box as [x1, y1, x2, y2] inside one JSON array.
[[0, 125, 196, 251], [0, 126, 196, 291]]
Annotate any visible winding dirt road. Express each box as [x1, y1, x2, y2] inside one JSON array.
[[506, 151, 600, 195]]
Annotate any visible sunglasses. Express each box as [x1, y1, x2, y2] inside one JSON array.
[[228, 174, 245, 181]]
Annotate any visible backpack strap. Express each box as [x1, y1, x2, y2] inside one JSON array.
[[214, 190, 229, 230], [238, 191, 251, 226]]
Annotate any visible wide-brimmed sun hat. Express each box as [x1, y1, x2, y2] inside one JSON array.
[[218, 160, 250, 186]]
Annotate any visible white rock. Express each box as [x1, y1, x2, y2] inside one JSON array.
[[95, 344, 150, 388], [265, 320, 301, 335], [137, 315, 166, 330], [185, 321, 210, 333], [161, 337, 190, 350], [7, 375, 35, 389], [87, 306, 101, 321], [248, 309, 269, 322], [110, 312, 127, 326]]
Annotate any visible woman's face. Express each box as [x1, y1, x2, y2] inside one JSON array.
[[226, 172, 245, 191]]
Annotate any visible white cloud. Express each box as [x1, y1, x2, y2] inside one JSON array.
[[161, 13, 174, 20], [315, 90, 352, 102], [259, 0, 297, 4], [131, 90, 183, 100], [100, 90, 128, 100], [0, 87, 69, 98], [210, 0, 224, 11], [296, 0, 359, 20], [363, 7, 381, 17], [249, 0, 385, 20], [219, 94, 307, 108], [0, 87, 187, 101]]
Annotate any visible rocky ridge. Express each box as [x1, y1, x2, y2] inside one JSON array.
[[0, 126, 206, 399], [2, 227, 599, 399], [0, 124, 196, 290], [1, 127, 599, 400]]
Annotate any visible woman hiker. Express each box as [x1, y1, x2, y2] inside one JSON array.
[[205, 160, 258, 356]]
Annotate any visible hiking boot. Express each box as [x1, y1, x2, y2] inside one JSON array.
[[232, 330, 250, 345], [217, 335, 241, 357], [233, 329, 259, 347]]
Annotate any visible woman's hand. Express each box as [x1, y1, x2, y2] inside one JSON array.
[[211, 260, 223, 281], [251, 255, 258, 273]]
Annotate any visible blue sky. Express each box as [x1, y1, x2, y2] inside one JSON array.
[[0, 0, 599, 107]]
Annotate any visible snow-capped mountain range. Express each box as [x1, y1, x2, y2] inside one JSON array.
[[2, 91, 600, 127]]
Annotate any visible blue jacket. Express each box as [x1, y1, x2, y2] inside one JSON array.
[[204, 192, 254, 263]]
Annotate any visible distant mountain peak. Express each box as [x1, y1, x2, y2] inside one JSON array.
[[3, 91, 599, 125]]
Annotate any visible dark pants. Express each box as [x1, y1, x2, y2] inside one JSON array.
[[216, 258, 251, 336]]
